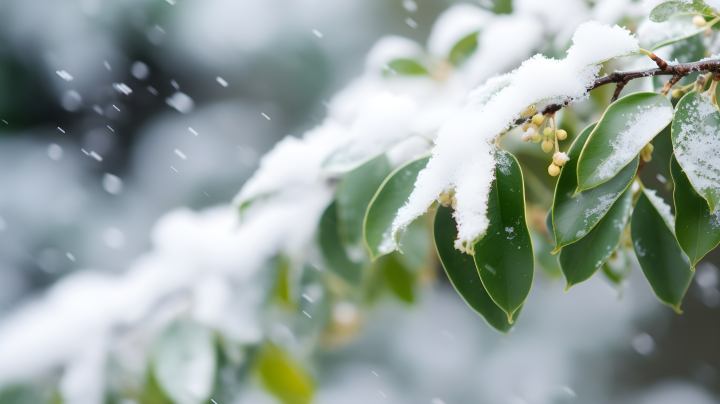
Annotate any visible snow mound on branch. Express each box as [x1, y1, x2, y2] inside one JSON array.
[[427, 4, 492, 57], [391, 21, 639, 253]]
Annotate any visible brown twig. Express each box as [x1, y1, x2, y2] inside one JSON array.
[[512, 55, 720, 126]]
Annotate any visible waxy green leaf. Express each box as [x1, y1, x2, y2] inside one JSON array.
[[559, 188, 633, 290], [601, 247, 633, 286], [336, 154, 391, 246], [641, 16, 710, 50], [434, 205, 519, 333], [473, 151, 533, 322], [385, 59, 430, 76], [576, 92, 672, 193], [670, 155, 720, 267], [319, 202, 363, 285], [552, 122, 638, 250], [650, 0, 718, 22], [152, 320, 216, 404], [255, 343, 315, 404], [631, 189, 694, 312], [671, 91, 720, 212], [364, 156, 430, 260], [448, 31, 479, 66]]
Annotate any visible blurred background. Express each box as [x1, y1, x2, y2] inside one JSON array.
[[0, 1, 719, 403]]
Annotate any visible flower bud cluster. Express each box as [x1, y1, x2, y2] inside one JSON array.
[[640, 142, 654, 162]]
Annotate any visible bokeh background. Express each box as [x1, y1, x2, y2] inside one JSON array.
[[0, 1, 719, 403]]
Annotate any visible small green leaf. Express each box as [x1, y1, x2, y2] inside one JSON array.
[[364, 155, 430, 260], [336, 154, 392, 245], [448, 31, 479, 66], [0, 384, 51, 404], [473, 151, 533, 322], [319, 202, 363, 285], [631, 188, 694, 312], [385, 59, 430, 76], [434, 205, 519, 332], [671, 91, 720, 212], [553, 122, 638, 250], [272, 255, 295, 308], [650, 0, 718, 22], [152, 319, 216, 404], [255, 343, 315, 404], [377, 254, 415, 304], [559, 188, 633, 290], [601, 247, 632, 286], [641, 16, 709, 50], [576, 92, 673, 193], [670, 154, 720, 267]]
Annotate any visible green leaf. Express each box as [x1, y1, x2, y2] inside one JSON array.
[[670, 154, 720, 267], [559, 188, 633, 290], [601, 247, 632, 286], [364, 155, 430, 260], [152, 319, 216, 404], [641, 16, 709, 50], [473, 151, 533, 322], [434, 205, 519, 332], [336, 154, 392, 246], [448, 31, 479, 66], [0, 384, 51, 404], [272, 255, 295, 308], [395, 218, 432, 272], [552, 122, 638, 250], [377, 254, 416, 304], [631, 188, 694, 312], [671, 91, 720, 212], [385, 59, 430, 76], [576, 92, 673, 193], [319, 202, 363, 285], [650, 0, 718, 22], [255, 343, 315, 404]]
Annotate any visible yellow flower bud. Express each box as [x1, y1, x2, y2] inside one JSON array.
[[548, 163, 561, 177], [522, 105, 537, 117], [522, 121, 532, 131], [645, 143, 654, 153], [541, 140, 554, 153], [641, 151, 653, 163], [543, 127, 553, 136], [693, 15, 707, 27], [672, 89, 684, 99], [532, 132, 541, 142], [439, 191, 452, 207], [532, 114, 545, 125], [553, 152, 569, 167], [556, 129, 567, 140]]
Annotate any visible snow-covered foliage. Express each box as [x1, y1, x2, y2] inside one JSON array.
[[392, 22, 638, 253], [1, 1, 718, 403]]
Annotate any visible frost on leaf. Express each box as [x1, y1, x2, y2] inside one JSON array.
[[389, 21, 639, 253], [594, 103, 673, 182], [644, 188, 675, 230], [673, 93, 720, 212]]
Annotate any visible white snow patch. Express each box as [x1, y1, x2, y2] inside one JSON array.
[[644, 188, 675, 229], [392, 21, 639, 253], [595, 103, 672, 181], [673, 94, 720, 209]]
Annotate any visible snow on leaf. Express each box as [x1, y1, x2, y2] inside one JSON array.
[[672, 92, 720, 212], [391, 22, 639, 253]]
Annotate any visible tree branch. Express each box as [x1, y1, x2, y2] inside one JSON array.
[[512, 55, 720, 127]]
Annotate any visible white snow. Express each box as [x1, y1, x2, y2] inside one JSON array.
[[392, 22, 639, 253], [644, 188, 675, 230], [673, 94, 720, 210], [426, 4, 491, 57], [595, 103, 673, 181]]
